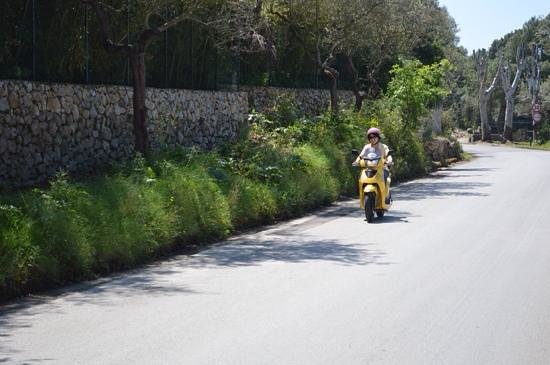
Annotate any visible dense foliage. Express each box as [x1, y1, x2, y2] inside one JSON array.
[[2, 1, 549, 133], [1, 0, 460, 89]]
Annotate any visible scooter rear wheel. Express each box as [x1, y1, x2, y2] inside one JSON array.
[[364, 194, 375, 222]]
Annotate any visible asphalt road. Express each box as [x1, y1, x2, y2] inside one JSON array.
[[2, 143, 550, 365]]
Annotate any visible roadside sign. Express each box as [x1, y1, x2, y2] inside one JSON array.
[[533, 112, 542, 122], [532, 103, 541, 112]]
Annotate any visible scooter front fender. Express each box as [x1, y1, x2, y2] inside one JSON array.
[[359, 184, 377, 208], [364, 184, 377, 194]]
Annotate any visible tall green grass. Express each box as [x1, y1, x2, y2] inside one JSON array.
[[0, 204, 36, 293], [1, 107, 424, 300]]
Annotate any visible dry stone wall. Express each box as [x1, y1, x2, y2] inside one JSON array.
[[1, 80, 350, 187], [0, 81, 136, 187], [0, 80, 249, 187], [242, 86, 354, 116], [146, 88, 247, 150]]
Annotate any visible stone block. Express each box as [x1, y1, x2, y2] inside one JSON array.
[[47, 97, 61, 113], [0, 97, 10, 112], [0, 138, 6, 154], [8, 92, 20, 109]]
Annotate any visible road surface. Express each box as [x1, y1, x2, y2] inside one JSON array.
[[2, 143, 550, 364]]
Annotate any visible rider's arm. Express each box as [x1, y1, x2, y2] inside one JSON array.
[[353, 145, 368, 165], [384, 144, 393, 166], [355, 144, 369, 163], [360, 144, 372, 157]]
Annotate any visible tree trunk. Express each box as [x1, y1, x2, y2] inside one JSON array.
[[503, 97, 514, 141], [474, 49, 500, 142], [498, 97, 506, 131], [130, 52, 149, 154], [353, 92, 364, 113], [323, 67, 339, 115], [479, 94, 490, 141], [431, 102, 443, 135], [343, 54, 364, 112], [500, 45, 525, 142]]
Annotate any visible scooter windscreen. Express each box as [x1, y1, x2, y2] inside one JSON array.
[[364, 148, 381, 164]]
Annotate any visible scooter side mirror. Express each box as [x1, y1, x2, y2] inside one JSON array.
[[351, 149, 359, 157], [387, 149, 394, 156]]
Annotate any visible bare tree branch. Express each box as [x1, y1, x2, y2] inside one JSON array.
[[82, 0, 131, 53]]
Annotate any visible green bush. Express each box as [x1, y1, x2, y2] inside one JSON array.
[[271, 144, 340, 217], [227, 175, 277, 228], [25, 175, 94, 285], [0, 204, 36, 293], [296, 144, 340, 203], [364, 99, 428, 182], [536, 121, 550, 145], [159, 164, 231, 244], [265, 93, 299, 127], [83, 175, 178, 272]]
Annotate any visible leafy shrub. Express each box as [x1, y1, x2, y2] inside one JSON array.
[[323, 109, 368, 146], [295, 144, 340, 204], [159, 164, 232, 244], [83, 174, 178, 272], [272, 144, 340, 217], [25, 174, 94, 285], [0, 204, 36, 293], [266, 93, 299, 127], [536, 121, 550, 145], [227, 175, 277, 228], [365, 99, 428, 182]]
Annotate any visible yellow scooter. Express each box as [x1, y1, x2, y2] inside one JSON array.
[[352, 148, 392, 222]]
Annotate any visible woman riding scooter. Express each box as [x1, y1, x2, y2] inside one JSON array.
[[353, 128, 393, 222], [355, 127, 393, 201]]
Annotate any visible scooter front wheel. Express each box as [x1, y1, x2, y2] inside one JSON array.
[[364, 194, 375, 222]]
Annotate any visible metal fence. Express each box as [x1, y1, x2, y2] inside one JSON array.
[[1, 1, 228, 89], [0, 1, 351, 90]]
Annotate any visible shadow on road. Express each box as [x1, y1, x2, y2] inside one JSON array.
[[183, 235, 388, 269], [0, 306, 56, 364], [439, 167, 497, 172], [368, 210, 412, 224], [395, 180, 491, 201], [1, 265, 198, 310]]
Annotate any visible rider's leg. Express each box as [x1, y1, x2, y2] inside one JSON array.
[[384, 169, 391, 204]]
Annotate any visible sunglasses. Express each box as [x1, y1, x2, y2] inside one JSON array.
[[368, 135, 378, 139]]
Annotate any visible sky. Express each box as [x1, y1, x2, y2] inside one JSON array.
[[437, 0, 550, 54]]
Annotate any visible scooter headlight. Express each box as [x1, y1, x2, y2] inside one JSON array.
[[366, 152, 378, 160], [366, 159, 379, 168]]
